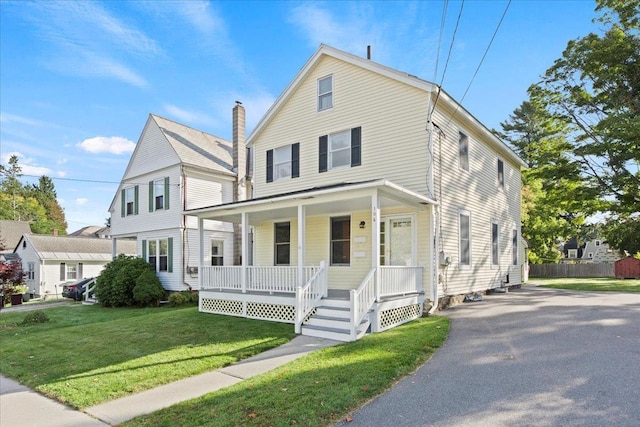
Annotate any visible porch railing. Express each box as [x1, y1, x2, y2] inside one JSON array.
[[201, 265, 322, 294], [83, 278, 98, 303], [350, 268, 377, 341], [379, 266, 423, 298], [295, 261, 328, 333]]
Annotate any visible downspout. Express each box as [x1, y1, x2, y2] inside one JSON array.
[[181, 165, 190, 290], [427, 91, 439, 314]]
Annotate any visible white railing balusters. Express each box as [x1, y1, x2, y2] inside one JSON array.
[[350, 268, 377, 340], [378, 266, 422, 297], [201, 265, 320, 294]]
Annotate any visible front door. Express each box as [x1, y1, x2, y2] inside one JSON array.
[[380, 216, 414, 266]]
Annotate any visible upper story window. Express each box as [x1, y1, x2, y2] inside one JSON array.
[[568, 249, 578, 258], [459, 131, 469, 171], [149, 178, 169, 211], [318, 75, 333, 111], [122, 186, 138, 217], [266, 143, 299, 182], [595, 240, 601, 247], [459, 209, 471, 267], [274, 222, 291, 265], [498, 159, 504, 189], [319, 127, 361, 172], [330, 216, 351, 265]]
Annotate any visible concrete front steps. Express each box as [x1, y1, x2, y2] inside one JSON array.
[[301, 296, 370, 342]]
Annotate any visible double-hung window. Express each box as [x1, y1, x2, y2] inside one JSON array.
[[330, 216, 351, 265], [318, 75, 333, 111], [59, 263, 83, 281], [459, 132, 469, 171], [491, 221, 499, 268], [459, 210, 471, 267], [274, 222, 291, 265], [149, 177, 169, 211], [319, 127, 361, 172], [27, 262, 35, 280], [146, 238, 172, 272], [266, 143, 299, 182], [498, 159, 504, 189], [512, 229, 518, 265], [125, 186, 138, 216], [211, 240, 224, 266]]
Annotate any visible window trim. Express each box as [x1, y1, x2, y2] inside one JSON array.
[[317, 75, 333, 111], [458, 209, 471, 268], [274, 222, 291, 266], [319, 127, 361, 172], [147, 238, 173, 273], [512, 229, 518, 266], [568, 249, 578, 259], [329, 129, 351, 170], [458, 131, 469, 172], [498, 159, 504, 190], [491, 220, 499, 268], [211, 239, 224, 266], [330, 215, 351, 266]]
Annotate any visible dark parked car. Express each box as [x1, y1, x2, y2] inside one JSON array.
[[62, 277, 95, 301]]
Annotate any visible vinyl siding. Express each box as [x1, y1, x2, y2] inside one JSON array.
[[123, 119, 180, 180]]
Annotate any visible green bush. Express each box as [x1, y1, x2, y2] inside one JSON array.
[[96, 255, 156, 307], [19, 310, 50, 326], [133, 270, 166, 307], [168, 292, 188, 306]]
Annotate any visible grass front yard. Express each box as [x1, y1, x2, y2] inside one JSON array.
[[531, 277, 640, 292], [0, 305, 295, 408], [123, 316, 449, 427]]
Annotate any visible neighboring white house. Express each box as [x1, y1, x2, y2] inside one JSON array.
[[0, 220, 31, 254], [190, 44, 526, 341], [13, 234, 136, 297], [581, 239, 619, 263], [108, 105, 248, 292]]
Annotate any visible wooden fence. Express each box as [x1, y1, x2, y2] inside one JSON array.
[[529, 263, 615, 278]]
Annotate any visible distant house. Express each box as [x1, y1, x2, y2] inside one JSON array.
[[560, 237, 583, 262], [0, 220, 31, 253], [109, 106, 248, 292], [13, 234, 136, 297], [190, 44, 526, 341], [560, 237, 620, 264], [68, 226, 111, 239]]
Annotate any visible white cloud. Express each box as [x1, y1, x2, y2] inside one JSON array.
[[77, 136, 136, 155], [0, 113, 47, 127], [1, 151, 52, 176], [75, 198, 89, 206], [163, 104, 215, 126]]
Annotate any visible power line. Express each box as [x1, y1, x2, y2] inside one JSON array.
[[445, 0, 512, 127], [432, 0, 449, 83], [19, 174, 180, 187]]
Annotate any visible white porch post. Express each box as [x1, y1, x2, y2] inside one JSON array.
[[198, 217, 204, 292], [111, 237, 117, 259], [241, 211, 248, 293], [371, 191, 381, 301], [297, 204, 305, 287]]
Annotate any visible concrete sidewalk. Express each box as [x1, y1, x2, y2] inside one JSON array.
[[1, 335, 340, 426]]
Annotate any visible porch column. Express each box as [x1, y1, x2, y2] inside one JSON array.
[[198, 217, 204, 291], [371, 191, 381, 301], [241, 212, 248, 293], [297, 204, 305, 287], [111, 237, 117, 259]]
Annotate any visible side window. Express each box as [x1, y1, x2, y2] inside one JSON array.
[[147, 238, 173, 272], [319, 127, 361, 172], [274, 222, 291, 265], [491, 221, 499, 267], [149, 177, 169, 211], [211, 240, 224, 266], [266, 143, 299, 182], [512, 229, 518, 265], [318, 75, 333, 111], [459, 210, 471, 267], [330, 216, 351, 265], [498, 159, 504, 189], [459, 132, 469, 171], [123, 186, 139, 216]]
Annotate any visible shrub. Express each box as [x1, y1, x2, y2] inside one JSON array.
[[96, 255, 156, 307], [20, 311, 50, 326], [168, 291, 188, 307], [133, 270, 166, 307]]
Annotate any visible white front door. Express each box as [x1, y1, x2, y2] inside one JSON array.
[[380, 216, 414, 266]]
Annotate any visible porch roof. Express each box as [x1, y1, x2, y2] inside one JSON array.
[[187, 179, 437, 224]]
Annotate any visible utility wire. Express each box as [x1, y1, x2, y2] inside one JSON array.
[[19, 174, 180, 187], [432, 0, 449, 83], [445, 0, 512, 127]]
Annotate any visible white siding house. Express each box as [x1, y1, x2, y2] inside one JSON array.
[[190, 45, 526, 341], [109, 106, 247, 292], [13, 234, 136, 297]]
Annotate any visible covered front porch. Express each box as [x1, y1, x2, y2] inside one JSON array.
[[190, 180, 437, 341]]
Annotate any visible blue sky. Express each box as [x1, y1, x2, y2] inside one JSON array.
[[0, 0, 599, 231]]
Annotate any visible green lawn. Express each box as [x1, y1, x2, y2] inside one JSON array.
[[123, 316, 449, 427], [0, 305, 295, 408], [531, 277, 640, 292]]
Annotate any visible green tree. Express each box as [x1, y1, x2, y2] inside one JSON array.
[[602, 216, 640, 256], [534, 0, 640, 215], [28, 176, 67, 234]]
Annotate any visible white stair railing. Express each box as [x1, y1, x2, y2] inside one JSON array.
[[295, 261, 327, 333], [350, 268, 377, 341], [83, 278, 98, 303]]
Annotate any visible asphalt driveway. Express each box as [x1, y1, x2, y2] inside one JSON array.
[[338, 285, 640, 427]]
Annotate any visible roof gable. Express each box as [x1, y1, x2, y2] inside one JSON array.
[[0, 220, 31, 253]]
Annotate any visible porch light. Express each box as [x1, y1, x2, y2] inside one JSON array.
[[359, 220, 366, 229]]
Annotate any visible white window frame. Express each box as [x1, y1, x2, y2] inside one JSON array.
[[318, 75, 333, 111], [27, 262, 35, 280], [498, 159, 504, 190], [491, 220, 499, 268], [568, 249, 578, 259], [148, 238, 169, 272], [512, 229, 518, 266], [595, 240, 601, 247], [458, 209, 471, 268], [66, 263, 78, 281], [274, 222, 291, 265], [125, 187, 135, 216], [459, 131, 469, 172], [154, 178, 165, 211], [274, 145, 292, 181], [330, 215, 351, 266], [211, 240, 224, 266], [329, 130, 351, 170]]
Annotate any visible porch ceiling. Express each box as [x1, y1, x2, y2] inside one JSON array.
[[190, 179, 436, 225]]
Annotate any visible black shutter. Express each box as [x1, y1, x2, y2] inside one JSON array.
[[291, 143, 300, 178], [78, 263, 83, 279], [351, 126, 361, 167], [266, 149, 273, 183], [319, 135, 328, 173], [149, 181, 154, 212], [60, 263, 65, 281]]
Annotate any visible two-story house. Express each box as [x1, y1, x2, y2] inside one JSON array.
[[190, 45, 526, 341], [109, 104, 248, 291]]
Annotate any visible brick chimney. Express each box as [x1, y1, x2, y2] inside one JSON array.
[[232, 101, 247, 265]]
